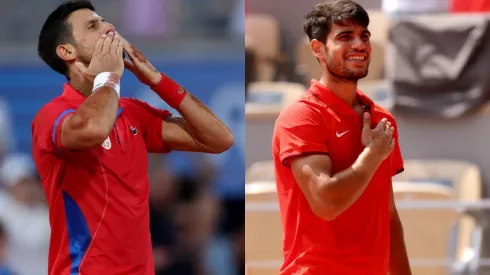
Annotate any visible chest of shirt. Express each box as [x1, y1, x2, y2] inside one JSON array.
[[98, 115, 147, 168], [325, 112, 391, 190], [64, 112, 150, 184]]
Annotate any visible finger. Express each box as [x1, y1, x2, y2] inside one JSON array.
[[94, 33, 106, 55], [385, 121, 391, 131], [124, 59, 135, 72], [111, 32, 121, 54], [363, 112, 371, 129], [116, 40, 124, 60], [102, 31, 114, 54], [373, 119, 386, 134], [390, 138, 395, 150], [118, 33, 135, 60]]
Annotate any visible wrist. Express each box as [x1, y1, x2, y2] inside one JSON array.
[[151, 73, 187, 109], [148, 73, 162, 86], [353, 147, 383, 174], [92, 72, 121, 98]]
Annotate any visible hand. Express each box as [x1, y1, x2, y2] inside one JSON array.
[[118, 33, 162, 86], [361, 113, 395, 161], [74, 31, 124, 84]]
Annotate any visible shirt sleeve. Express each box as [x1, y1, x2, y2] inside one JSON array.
[[276, 103, 329, 166], [388, 117, 404, 176], [124, 98, 172, 153], [31, 102, 76, 153]]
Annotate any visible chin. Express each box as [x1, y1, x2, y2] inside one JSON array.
[[345, 68, 369, 80]]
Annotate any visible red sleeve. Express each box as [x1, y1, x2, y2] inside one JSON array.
[[276, 103, 329, 166], [388, 117, 404, 176], [124, 98, 172, 153], [31, 102, 75, 153]]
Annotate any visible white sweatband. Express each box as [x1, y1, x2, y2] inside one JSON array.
[[92, 72, 121, 97]]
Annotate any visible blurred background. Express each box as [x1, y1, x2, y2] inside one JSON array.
[[245, 0, 490, 274], [0, 0, 245, 275]]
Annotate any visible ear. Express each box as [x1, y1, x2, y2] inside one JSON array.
[[310, 39, 325, 60], [56, 44, 77, 62]]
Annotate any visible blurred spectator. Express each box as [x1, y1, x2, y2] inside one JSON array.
[[0, 222, 14, 275], [0, 154, 49, 275]]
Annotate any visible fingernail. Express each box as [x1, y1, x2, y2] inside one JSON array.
[[102, 34, 106, 37]]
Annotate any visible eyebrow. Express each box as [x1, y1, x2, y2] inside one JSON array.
[[335, 30, 371, 37]]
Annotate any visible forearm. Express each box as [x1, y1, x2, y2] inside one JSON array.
[[318, 148, 382, 217], [389, 216, 411, 275], [71, 87, 119, 138], [152, 73, 233, 152], [176, 93, 233, 149]]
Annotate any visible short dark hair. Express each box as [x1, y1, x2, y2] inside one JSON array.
[[38, 0, 95, 78], [303, 0, 370, 43]]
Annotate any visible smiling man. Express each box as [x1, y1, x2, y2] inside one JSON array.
[[32, 1, 233, 275], [272, 1, 411, 274]]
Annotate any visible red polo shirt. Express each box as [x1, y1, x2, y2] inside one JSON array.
[[272, 80, 404, 275], [31, 84, 171, 275]]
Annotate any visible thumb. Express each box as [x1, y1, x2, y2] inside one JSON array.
[[124, 59, 136, 72], [363, 112, 371, 129]]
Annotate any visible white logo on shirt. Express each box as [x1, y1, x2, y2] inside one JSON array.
[[102, 137, 112, 150], [336, 130, 349, 138]]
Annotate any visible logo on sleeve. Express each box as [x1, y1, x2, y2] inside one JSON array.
[[102, 137, 112, 150]]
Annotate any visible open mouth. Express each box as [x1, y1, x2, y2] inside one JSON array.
[[345, 55, 367, 62]]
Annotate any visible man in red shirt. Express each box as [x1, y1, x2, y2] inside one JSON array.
[[32, 1, 234, 274], [272, 1, 411, 274]]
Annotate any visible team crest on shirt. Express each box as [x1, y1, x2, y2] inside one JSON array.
[[102, 137, 112, 150]]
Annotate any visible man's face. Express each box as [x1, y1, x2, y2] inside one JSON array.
[[317, 21, 372, 81], [66, 9, 115, 65]]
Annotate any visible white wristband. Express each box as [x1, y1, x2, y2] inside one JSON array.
[[92, 72, 121, 97]]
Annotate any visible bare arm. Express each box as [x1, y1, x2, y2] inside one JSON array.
[[61, 87, 119, 150], [389, 180, 411, 275], [161, 93, 234, 154], [290, 147, 383, 221]]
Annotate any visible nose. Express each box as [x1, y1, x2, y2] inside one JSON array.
[[102, 22, 116, 34], [351, 37, 366, 51]]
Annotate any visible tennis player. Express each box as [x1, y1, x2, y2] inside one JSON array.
[[32, 1, 234, 274], [272, 1, 411, 274]]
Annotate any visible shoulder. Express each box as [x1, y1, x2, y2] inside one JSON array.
[[372, 104, 398, 126], [32, 97, 72, 126], [277, 93, 326, 127]]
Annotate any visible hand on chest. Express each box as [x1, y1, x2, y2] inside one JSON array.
[[327, 111, 384, 170]]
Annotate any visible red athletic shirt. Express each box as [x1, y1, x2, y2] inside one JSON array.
[[451, 0, 490, 12], [272, 80, 404, 275], [31, 84, 171, 275]]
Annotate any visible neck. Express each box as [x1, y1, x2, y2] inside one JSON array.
[[68, 70, 92, 97], [319, 70, 358, 108]]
